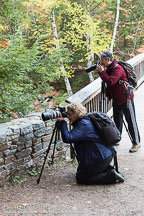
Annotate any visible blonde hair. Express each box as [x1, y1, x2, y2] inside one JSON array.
[[67, 102, 87, 119]]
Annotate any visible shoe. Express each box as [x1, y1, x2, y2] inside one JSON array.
[[113, 142, 120, 146], [129, 144, 141, 153], [112, 169, 124, 183]]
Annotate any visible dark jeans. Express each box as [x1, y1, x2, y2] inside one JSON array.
[[76, 155, 117, 185], [113, 98, 140, 145]]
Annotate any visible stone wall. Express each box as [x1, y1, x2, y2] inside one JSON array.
[[0, 113, 66, 185]]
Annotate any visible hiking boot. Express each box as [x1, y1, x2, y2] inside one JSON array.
[[113, 142, 120, 146], [129, 144, 141, 153], [112, 169, 124, 183]]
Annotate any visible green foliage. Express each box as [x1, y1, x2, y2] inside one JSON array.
[[0, 29, 73, 121], [41, 44, 74, 79], [0, 30, 39, 119], [0, 0, 143, 122], [0, 0, 26, 37], [100, 0, 144, 57], [54, 92, 69, 106], [11, 175, 28, 184], [28, 168, 40, 176]]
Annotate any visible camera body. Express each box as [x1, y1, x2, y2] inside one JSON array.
[[42, 106, 67, 121], [85, 60, 101, 73]]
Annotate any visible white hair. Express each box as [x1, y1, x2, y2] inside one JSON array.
[[66, 102, 87, 118]]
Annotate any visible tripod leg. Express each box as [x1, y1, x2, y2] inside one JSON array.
[[49, 127, 58, 165], [37, 123, 57, 184], [99, 81, 106, 112]]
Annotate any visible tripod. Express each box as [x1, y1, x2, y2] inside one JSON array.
[[37, 121, 60, 184], [37, 120, 77, 184], [99, 81, 106, 112]]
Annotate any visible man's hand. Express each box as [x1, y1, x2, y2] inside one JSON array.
[[97, 64, 104, 73]]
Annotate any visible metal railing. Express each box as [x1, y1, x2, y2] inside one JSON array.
[[66, 53, 144, 113]]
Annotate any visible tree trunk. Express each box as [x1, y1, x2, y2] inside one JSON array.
[[132, 9, 144, 53], [51, 10, 73, 96], [110, 0, 120, 54], [86, 4, 94, 82]]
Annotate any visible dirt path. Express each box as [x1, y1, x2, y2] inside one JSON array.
[[1, 152, 144, 216]]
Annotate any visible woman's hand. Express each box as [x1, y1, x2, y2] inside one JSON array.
[[57, 113, 64, 121]]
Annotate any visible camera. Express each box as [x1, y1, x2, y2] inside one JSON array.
[[42, 106, 67, 121], [85, 60, 101, 73]]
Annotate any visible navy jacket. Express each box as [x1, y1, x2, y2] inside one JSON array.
[[59, 118, 113, 169]]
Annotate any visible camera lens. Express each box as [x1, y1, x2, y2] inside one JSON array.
[[41, 106, 67, 121], [42, 110, 61, 121], [85, 64, 96, 73]]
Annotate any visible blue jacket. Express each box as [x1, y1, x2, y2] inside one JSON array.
[[59, 118, 113, 169]]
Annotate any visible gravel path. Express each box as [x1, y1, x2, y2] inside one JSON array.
[[0, 152, 144, 216]]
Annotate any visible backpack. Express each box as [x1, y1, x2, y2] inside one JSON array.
[[87, 111, 121, 146], [117, 60, 137, 88]]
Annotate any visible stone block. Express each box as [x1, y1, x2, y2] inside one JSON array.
[[32, 155, 44, 165], [41, 135, 51, 142], [0, 143, 9, 151], [17, 143, 25, 151], [12, 138, 19, 145], [30, 120, 45, 130], [0, 152, 3, 158], [32, 137, 41, 146], [15, 148, 32, 159], [34, 128, 52, 138], [45, 121, 55, 128], [23, 132, 34, 141], [32, 148, 46, 158], [15, 158, 24, 166], [24, 156, 31, 163], [4, 162, 14, 171], [3, 149, 17, 157], [9, 125, 20, 134], [0, 158, 4, 166], [4, 155, 16, 164], [0, 165, 4, 172], [25, 160, 33, 169], [0, 170, 7, 181], [44, 127, 53, 135], [0, 133, 7, 144], [25, 140, 32, 148], [20, 124, 33, 136], [7, 133, 20, 141], [10, 145, 17, 150], [42, 142, 49, 149], [33, 143, 43, 153], [18, 136, 25, 143]]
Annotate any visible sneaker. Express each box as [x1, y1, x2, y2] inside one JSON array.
[[112, 169, 124, 183], [129, 144, 141, 153]]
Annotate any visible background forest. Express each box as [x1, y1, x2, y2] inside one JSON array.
[[0, 0, 144, 122]]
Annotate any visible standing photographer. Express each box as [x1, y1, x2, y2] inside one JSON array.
[[57, 102, 124, 185], [97, 50, 140, 153]]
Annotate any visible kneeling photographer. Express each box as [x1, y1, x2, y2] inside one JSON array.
[[57, 102, 124, 185]]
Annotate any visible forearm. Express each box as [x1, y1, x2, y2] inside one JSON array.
[[58, 120, 87, 143], [99, 69, 122, 86], [58, 120, 73, 143]]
